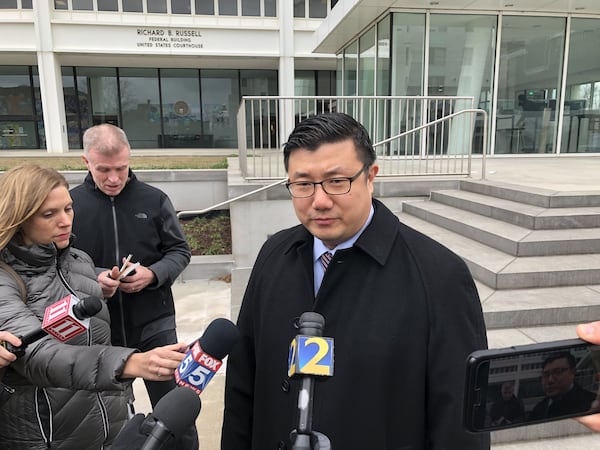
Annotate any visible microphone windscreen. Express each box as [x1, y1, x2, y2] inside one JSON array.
[[198, 318, 240, 360], [73, 297, 103, 319], [153, 387, 201, 439], [298, 312, 325, 335]]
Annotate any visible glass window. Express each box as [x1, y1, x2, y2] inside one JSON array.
[[219, 0, 236, 15], [0, 66, 33, 117], [77, 66, 119, 128], [375, 17, 390, 150], [201, 69, 239, 148], [562, 18, 600, 153], [75, 70, 92, 137], [241, 70, 277, 149], [0, 120, 38, 149], [496, 16, 565, 154], [195, 0, 214, 14], [242, 0, 260, 16], [295, 70, 315, 96], [0, 66, 38, 149], [22, 0, 32, 7], [0, 0, 17, 8], [264, 0, 275, 17], [172, 0, 191, 14], [119, 68, 160, 149], [62, 67, 82, 149], [429, 14, 496, 155], [72, 0, 93, 10], [316, 71, 335, 96], [98, 0, 118, 11], [294, 0, 304, 18], [160, 69, 207, 148], [359, 27, 376, 96], [54, 1, 68, 10], [359, 27, 376, 137], [391, 13, 424, 96], [309, 0, 326, 18], [343, 40, 357, 96], [148, 0, 167, 13], [390, 13, 424, 155], [123, 0, 143, 12], [376, 16, 390, 96]]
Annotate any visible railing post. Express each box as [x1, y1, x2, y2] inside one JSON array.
[[237, 98, 248, 177]]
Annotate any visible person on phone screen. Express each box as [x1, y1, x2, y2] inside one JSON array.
[[529, 351, 596, 421], [70, 124, 196, 449], [0, 164, 188, 448], [489, 380, 525, 426], [221, 112, 489, 449], [576, 321, 600, 432]]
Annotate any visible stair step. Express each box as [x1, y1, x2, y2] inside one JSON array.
[[403, 199, 600, 256], [462, 179, 600, 208], [397, 212, 600, 290], [479, 283, 600, 329], [432, 189, 600, 229]]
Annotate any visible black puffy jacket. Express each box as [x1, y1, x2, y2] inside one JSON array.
[[0, 240, 136, 449]]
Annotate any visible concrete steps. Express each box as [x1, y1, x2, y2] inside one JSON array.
[[397, 180, 600, 330]]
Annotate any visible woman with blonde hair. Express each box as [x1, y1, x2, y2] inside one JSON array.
[[0, 164, 188, 449]]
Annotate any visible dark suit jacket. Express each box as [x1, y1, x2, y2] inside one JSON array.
[[222, 199, 489, 449], [529, 384, 596, 420]]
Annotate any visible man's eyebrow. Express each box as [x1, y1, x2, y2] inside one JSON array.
[[291, 167, 344, 179]]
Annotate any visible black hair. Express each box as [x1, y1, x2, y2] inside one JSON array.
[[282, 112, 376, 172], [542, 351, 576, 369]]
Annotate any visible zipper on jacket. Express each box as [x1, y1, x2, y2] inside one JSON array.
[[34, 387, 53, 447], [111, 197, 129, 348], [96, 392, 110, 442]]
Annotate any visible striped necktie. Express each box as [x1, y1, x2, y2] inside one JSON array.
[[320, 251, 333, 271]]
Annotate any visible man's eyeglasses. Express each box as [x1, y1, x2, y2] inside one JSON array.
[[541, 367, 571, 379], [286, 164, 369, 198]]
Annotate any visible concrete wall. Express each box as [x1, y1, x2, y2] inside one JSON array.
[[64, 169, 228, 213]]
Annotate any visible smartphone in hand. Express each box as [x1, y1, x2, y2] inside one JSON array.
[[464, 338, 600, 432], [117, 254, 139, 280]]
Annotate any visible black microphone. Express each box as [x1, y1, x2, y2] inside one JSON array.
[[5, 296, 103, 357], [175, 318, 240, 394], [288, 312, 334, 450], [141, 386, 202, 450]]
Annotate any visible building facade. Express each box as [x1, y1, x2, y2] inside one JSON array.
[[0, 0, 337, 151], [1, 0, 599, 155]]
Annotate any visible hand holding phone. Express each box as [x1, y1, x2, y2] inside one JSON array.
[[464, 338, 600, 432], [117, 255, 140, 280]]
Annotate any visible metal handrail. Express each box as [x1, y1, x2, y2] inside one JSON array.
[[373, 108, 488, 180], [176, 106, 488, 218], [176, 178, 288, 219]]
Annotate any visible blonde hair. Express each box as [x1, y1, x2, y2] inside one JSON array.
[[0, 164, 69, 249], [82, 123, 131, 157]]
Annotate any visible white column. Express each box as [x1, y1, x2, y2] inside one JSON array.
[[278, 0, 295, 144], [33, 0, 69, 153]]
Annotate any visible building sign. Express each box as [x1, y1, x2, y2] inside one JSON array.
[[136, 28, 204, 50]]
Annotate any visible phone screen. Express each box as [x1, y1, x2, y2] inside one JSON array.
[[464, 338, 600, 432]]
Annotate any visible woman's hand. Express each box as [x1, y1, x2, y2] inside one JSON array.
[[121, 342, 188, 381]]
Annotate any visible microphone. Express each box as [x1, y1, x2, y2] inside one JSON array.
[[5, 295, 102, 357], [112, 386, 202, 450], [288, 312, 334, 450], [175, 317, 240, 394]]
